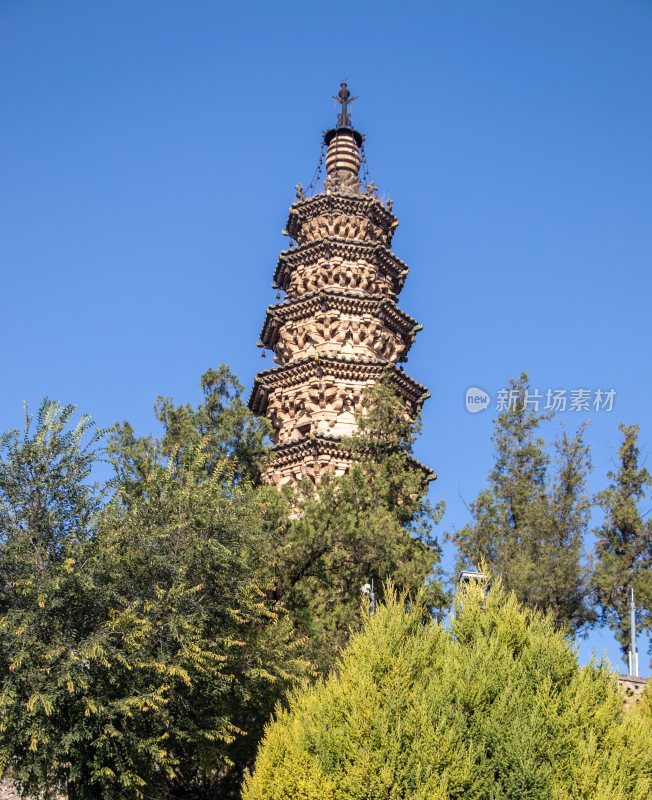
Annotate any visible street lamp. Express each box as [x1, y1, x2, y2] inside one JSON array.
[[457, 570, 490, 587], [628, 587, 639, 677], [362, 580, 376, 614]]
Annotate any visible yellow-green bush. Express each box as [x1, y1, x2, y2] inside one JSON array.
[[244, 577, 651, 800]]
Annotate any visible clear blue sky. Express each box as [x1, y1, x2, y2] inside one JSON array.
[[2, 1, 651, 675]]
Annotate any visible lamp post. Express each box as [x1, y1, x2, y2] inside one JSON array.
[[362, 580, 376, 615], [628, 587, 639, 677]]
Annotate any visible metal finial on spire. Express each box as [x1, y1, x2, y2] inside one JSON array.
[[333, 82, 358, 128]]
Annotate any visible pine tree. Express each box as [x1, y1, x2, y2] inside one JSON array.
[[449, 373, 595, 635], [266, 377, 446, 673], [593, 423, 651, 660], [244, 575, 652, 800]]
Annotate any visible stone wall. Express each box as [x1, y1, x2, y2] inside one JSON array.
[[618, 673, 648, 711]]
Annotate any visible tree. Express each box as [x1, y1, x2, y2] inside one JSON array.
[[449, 373, 595, 635], [110, 370, 445, 676], [244, 576, 652, 800], [634, 681, 652, 723], [110, 365, 272, 495], [265, 377, 446, 673], [0, 400, 109, 798], [0, 401, 306, 800], [593, 423, 652, 661], [94, 442, 307, 799]]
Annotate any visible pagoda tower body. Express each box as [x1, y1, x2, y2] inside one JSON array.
[[249, 85, 430, 488]]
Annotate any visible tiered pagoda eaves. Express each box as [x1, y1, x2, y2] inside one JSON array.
[[249, 84, 432, 488]]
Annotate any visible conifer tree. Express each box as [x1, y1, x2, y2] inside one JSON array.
[[110, 370, 444, 676], [266, 377, 446, 672], [593, 423, 651, 660], [111, 365, 271, 494], [449, 373, 595, 635], [244, 576, 652, 800], [634, 681, 652, 723]]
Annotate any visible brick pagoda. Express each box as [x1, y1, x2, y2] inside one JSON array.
[[249, 84, 431, 488]]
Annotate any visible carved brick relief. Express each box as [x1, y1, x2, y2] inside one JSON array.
[[299, 214, 385, 245], [274, 312, 406, 364], [266, 379, 371, 445], [287, 259, 393, 298]]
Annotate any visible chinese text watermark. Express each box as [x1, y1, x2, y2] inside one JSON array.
[[465, 386, 616, 414]]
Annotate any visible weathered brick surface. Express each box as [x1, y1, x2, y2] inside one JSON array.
[[618, 673, 648, 711], [249, 117, 431, 489]]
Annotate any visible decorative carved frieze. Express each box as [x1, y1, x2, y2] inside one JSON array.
[[273, 238, 408, 298], [286, 193, 398, 246], [260, 290, 419, 365], [301, 213, 385, 245], [265, 434, 435, 489], [265, 382, 363, 444], [265, 436, 352, 488], [250, 357, 428, 419], [273, 315, 405, 364]]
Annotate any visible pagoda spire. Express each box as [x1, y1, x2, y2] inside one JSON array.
[[249, 87, 432, 489], [333, 82, 358, 128], [324, 84, 364, 194]]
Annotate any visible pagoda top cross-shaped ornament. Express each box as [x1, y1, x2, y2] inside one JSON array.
[[333, 82, 358, 128]]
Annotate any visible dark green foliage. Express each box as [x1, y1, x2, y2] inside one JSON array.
[[593, 423, 651, 659], [0, 399, 106, 559], [111, 371, 444, 675], [94, 443, 307, 799], [111, 365, 272, 493], [0, 400, 306, 799], [267, 378, 446, 673], [244, 576, 652, 800], [0, 400, 110, 797], [450, 373, 595, 635]]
